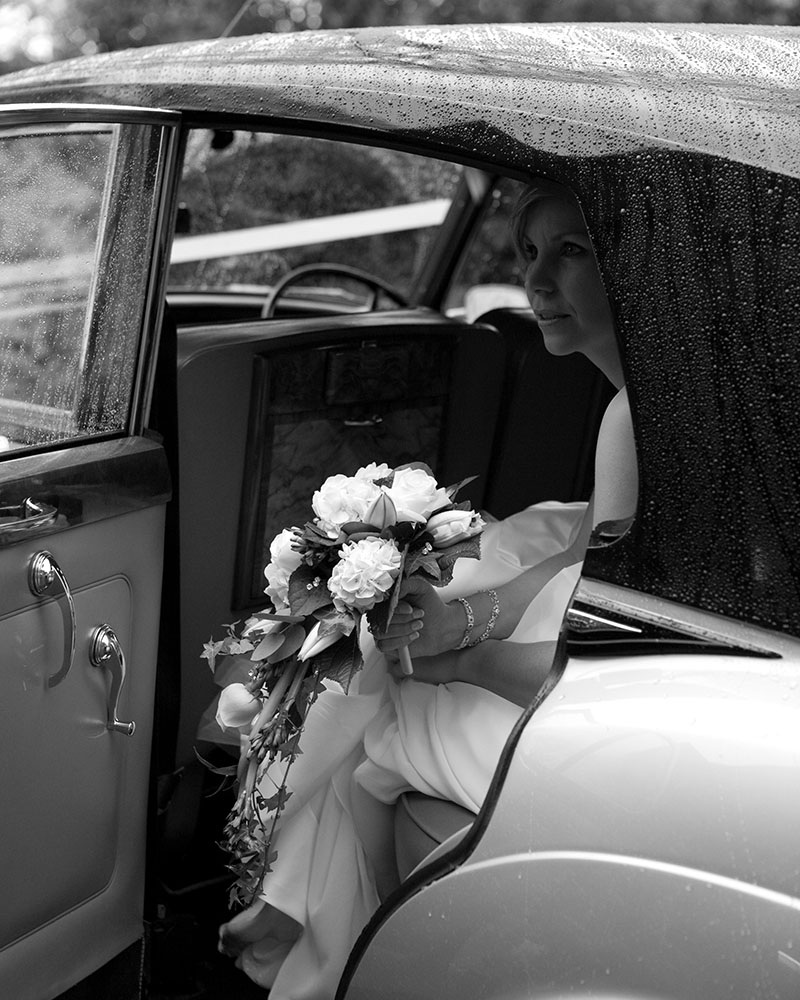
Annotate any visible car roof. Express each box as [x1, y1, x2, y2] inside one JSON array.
[[1, 22, 800, 177]]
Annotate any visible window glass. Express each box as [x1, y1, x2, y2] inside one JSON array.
[[443, 176, 530, 321], [169, 131, 464, 303], [0, 122, 162, 452]]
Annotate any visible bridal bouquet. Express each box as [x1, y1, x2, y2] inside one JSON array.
[[202, 461, 484, 907]]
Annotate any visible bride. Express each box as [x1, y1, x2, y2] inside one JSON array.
[[217, 177, 638, 999]]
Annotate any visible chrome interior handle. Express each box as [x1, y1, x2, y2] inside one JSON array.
[[343, 415, 383, 427], [29, 550, 76, 689], [0, 497, 57, 534], [89, 624, 136, 736]]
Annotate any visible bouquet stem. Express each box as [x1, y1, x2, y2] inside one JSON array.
[[249, 658, 303, 745], [238, 657, 305, 805], [398, 646, 413, 676]]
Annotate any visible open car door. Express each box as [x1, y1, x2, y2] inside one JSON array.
[[0, 105, 178, 1000]]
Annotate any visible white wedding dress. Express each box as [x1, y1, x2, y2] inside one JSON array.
[[223, 500, 587, 999]]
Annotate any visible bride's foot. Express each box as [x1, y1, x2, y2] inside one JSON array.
[[218, 899, 300, 958]]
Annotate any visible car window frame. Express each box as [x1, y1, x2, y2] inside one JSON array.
[[0, 103, 181, 457]]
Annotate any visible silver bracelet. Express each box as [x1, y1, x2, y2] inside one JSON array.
[[454, 596, 475, 649], [468, 589, 500, 646]]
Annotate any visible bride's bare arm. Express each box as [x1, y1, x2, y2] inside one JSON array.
[[388, 640, 557, 708]]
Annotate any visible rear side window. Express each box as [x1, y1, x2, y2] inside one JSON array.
[[0, 121, 163, 452]]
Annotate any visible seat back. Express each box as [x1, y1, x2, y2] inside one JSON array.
[[477, 307, 615, 518]]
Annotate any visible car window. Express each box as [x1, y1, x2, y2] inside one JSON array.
[[169, 131, 464, 305], [443, 175, 530, 321], [0, 121, 163, 452]]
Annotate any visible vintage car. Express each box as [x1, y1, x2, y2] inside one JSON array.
[[0, 20, 799, 1000]]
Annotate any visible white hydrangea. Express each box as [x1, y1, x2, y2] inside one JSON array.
[[328, 536, 402, 611]]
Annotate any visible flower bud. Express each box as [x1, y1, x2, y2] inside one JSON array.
[[363, 490, 398, 530], [216, 683, 262, 730], [426, 509, 485, 548], [298, 621, 344, 662]]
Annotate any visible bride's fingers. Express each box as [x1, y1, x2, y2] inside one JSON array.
[[380, 615, 423, 636], [375, 629, 421, 652], [390, 600, 424, 622], [373, 611, 424, 644]]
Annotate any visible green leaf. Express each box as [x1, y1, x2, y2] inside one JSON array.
[[366, 548, 407, 633], [287, 564, 333, 616], [445, 475, 478, 500], [407, 551, 442, 581], [194, 748, 239, 778], [267, 623, 306, 663], [395, 461, 436, 477], [228, 638, 255, 655], [385, 521, 418, 546], [313, 629, 364, 691], [340, 520, 380, 535], [243, 609, 306, 628], [200, 637, 225, 670], [435, 535, 482, 586], [250, 632, 287, 660]]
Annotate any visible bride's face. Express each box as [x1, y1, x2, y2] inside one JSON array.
[[521, 195, 622, 384]]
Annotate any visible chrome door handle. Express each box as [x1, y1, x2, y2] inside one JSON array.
[[89, 624, 136, 736], [29, 550, 76, 689], [0, 497, 57, 534]]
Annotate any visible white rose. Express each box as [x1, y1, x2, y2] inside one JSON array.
[[329, 536, 402, 611], [312, 474, 381, 525], [427, 509, 485, 548], [216, 683, 261, 731], [263, 527, 303, 612], [355, 462, 393, 482], [386, 467, 450, 523]]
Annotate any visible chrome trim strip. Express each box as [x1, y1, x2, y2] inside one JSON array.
[[459, 850, 800, 911], [0, 103, 179, 125], [567, 607, 642, 634], [132, 122, 182, 435], [573, 577, 798, 659]]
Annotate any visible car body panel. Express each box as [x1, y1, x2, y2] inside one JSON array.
[[345, 603, 800, 998], [345, 853, 800, 999]]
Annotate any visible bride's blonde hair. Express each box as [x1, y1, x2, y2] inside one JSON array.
[[510, 177, 586, 260]]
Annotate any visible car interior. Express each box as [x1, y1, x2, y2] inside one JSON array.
[[124, 126, 616, 998]]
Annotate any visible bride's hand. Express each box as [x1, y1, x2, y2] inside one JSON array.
[[374, 577, 463, 659], [386, 648, 460, 685]]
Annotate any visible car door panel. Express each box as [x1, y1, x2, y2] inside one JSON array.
[[0, 442, 169, 1000], [0, 99, 176, 997]]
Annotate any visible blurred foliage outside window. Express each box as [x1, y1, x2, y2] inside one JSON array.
[[0, 128, 107, 442], [170, 131, 463, 299]]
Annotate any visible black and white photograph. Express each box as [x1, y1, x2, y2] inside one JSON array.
[[1, 2, 799, 998]]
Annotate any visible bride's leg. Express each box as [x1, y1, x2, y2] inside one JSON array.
[[218, 898, 300, 957]]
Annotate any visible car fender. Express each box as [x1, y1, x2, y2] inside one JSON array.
[[344, 651, 800, 999]]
